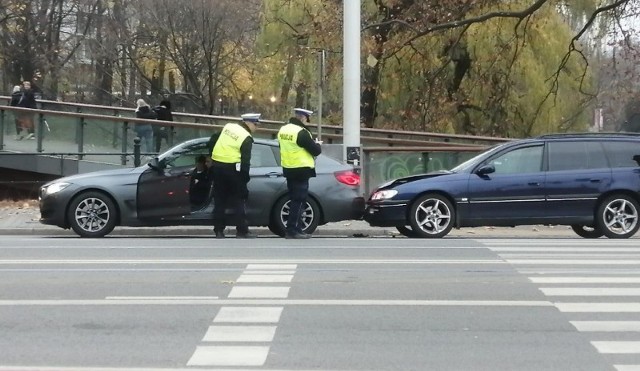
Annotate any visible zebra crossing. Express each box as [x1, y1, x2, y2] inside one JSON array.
[[187, 263, 296, 367], [487, 239, 640, 371]]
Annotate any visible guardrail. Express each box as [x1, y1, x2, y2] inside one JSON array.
[[0, 95, 507, 147]]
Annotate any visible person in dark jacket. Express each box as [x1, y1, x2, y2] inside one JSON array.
[[16, 81, 37, 139], [134, 99, 156, 153], [277, 108, 322, 239], [189, 155, 211, 208], [209, 113, 261, 239], [9, 85, 23, 140], [152, 99, 173, 152]]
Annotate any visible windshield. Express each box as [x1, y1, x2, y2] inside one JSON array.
[[450, 143, 508, 173]]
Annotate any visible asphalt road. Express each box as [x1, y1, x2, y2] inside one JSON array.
[[1, 236, 639, 370]]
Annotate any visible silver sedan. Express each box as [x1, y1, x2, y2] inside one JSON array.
[[39, 138, 364, 237]]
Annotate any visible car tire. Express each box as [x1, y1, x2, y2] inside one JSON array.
[[268, 221, 285, 237], [396, 225, 421, 238], [596, 194, 640, 239], [570, 225, 604, 239], [67, 191, 117, 238], [270, 196, 320, 236], [408, 194, 454, 238]]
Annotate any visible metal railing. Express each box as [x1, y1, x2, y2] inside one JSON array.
[[0, 95, 508, 147]]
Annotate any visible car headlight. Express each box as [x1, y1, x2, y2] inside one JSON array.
[[42, 182, 70, 196], [370, 189, 398, 200]]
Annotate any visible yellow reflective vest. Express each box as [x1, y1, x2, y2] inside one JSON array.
[[212, 123, 251, 163], [278, 124, 315, 169]]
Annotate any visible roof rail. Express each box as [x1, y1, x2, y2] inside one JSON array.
[[537, 132, 640, 139]]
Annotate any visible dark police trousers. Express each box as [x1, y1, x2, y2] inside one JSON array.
[[211, 165, 249, 235], [286, 177, 309, 235]]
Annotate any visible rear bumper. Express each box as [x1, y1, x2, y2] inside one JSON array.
[[363, 202, 407, 227]]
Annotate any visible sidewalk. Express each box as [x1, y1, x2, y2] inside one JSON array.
[[0, 202, 583, 238]]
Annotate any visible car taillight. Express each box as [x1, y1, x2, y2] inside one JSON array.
[[334, 170, 360, 186]]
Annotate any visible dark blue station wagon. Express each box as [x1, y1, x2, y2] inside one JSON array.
[[364, 133, 640, 239]]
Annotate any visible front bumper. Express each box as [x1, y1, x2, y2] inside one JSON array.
[[363, 201, 408, 227], [39, 186, 77, 228]]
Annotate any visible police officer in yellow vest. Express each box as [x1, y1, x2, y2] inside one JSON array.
[[209, 113, 261, 238], [277, 108, 322, 239]]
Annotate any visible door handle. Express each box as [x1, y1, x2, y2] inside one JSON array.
[[589, 179, 601, 183], [528, 182, 541, 186], [265, 172, 282, 178]]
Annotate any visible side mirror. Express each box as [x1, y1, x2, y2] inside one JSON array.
[[476, 164, 495, 176], [148, 157, 162, 171]]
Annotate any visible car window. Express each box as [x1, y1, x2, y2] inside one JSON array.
[[548, 141, 608, 171], [602, 141, 640, 168], [164, 143, 210, 168], [487, 145, 543, 174], [250, 144, 278, 168]]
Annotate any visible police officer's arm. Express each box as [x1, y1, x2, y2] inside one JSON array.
[[239, 136, 254, 181], [296, 129, 322, 156]]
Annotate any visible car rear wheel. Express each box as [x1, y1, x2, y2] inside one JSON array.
[[596, 194, 640, 239], [408, 194, 454, 238], [570, 225, 604, 239], [270, 197, 320, 236], [396, 225, 421, 238], [67, 191, 117, 238]]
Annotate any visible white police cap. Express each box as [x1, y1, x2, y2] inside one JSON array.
[[294, 108, 313, 117], [241, 113, 261, 123]]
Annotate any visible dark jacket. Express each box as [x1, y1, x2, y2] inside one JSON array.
[[135, 106, 157, 130], [281, 117, 322, 180], [9, 91, 21, 107], [189, 167, 210, 205], [153, 105, 173, 122], [208, 122, 254, 182], [16, 89, 36, 109]]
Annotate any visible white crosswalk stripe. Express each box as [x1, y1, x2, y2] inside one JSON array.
[[486, 239, 640, 370], [187, 263, 296, 367]]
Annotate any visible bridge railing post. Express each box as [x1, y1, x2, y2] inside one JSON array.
[[121, 121, 129, 165], [78, 117, 85, 160], [0, 109, 5, 150], [133, 137, 141, 167], [37, 113, 44, 152]]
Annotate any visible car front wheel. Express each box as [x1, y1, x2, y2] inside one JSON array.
[[67, 191, 117, 238], [570, 225, 604, 239], [270, 197, 320, 237], [408, 194, 454, 238], [596, 194, 640, 239]]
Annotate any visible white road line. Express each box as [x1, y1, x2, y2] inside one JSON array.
[[105, 296, 219, 300], [503, 254, 640, 258], [486, 240, 640, 245], [540, 288, 640, 296], [571, 321, 640, 332], [556, 303, 640, 313], [531, 277, 640, 284], [201, 325, 277, 342], [522, 269, 640, 275], [213, 307, 283, 323], [246, 264, 298, 270], [507, 260, 640, 265], [616, 366, 640, 371], [240, 271, 296, 274], [592, 341, 640, 354], [237, 275, 293, 283], [0, 299, 554, 307], [228, 287, 290, 299], [187, 346, 269, 366], [0, 259, 504, 265], [494, 248, 640, 252]]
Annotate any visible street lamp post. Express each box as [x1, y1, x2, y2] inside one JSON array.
[[317, 49, 326, 142]]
